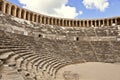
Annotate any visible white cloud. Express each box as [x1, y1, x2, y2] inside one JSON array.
[[18, 0, 81, 18], [79, 11, 83, 15], [82, 0, 109, 12]]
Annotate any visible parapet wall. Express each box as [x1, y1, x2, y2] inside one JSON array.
[[0, 0, 120, 27]]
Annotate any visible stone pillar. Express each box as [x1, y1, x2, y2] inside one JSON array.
[[42, 17, 45, 24], [115, 18, 117, 25], [46, 17, 49, 24], [40, 16, 42, 23], [87, 20, 89, 27], [76, 20, 78, 27], [62, 19, 64, 26], [94, 20, 97, 27], [58, 19, 60, 26], [55, 19, 57, 25], [90, 20, 92, 27], [51, 18, 53, 25], [98, 20, 101, 27], [7, 4, 11, 15], [35, 14, 37, 22], [68, 20, 70, 27], [107, 19, 109, 26], [13, 6, 17, 17], [17, 8, 21, 18], [72, 20, 75, 27], [75, 20, 78, 27], [23, 10, 26, 20], [78, 21, 80, 27], [83, 21, 85, 27], [1, 1, 6, 13], [64, 20, 66, 26], [32, 14, 35, 22]]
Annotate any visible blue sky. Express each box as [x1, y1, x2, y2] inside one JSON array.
[[8, 0, 120, 19]]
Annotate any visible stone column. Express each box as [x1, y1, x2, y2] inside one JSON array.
[[68, 20, 70, 27], [1, 1, 6, 13], [17, 8, 21, 18], [76, 21, 78, 27], [13, 6, 17, 17], [51, 18, 53, 25], [32, 14, 35, 22], [35, 14, 38, 22], [62, 19, 64, 26], [58, 19, 60, 26], [90, 20, 92, 27], [107, 19, 109, 26], [43, 17, 45, 24], [91, 20, 93, 27], [94, 20, 97, 27], [40, 16, 42, 23], [72, 21, 74, 27], [41, 16, 43, 24], [98, 20, 101, 27], [115, 18, 117, 25], [87, 20, 89, 27], [7, 4, 11, 15], [102, 19, 104, 26], [23, 10, 26, 20], [55, 18, 57, 25], [83, 21, 85, 27], [46, 17, 49, 24], [66, 20, 67, 26], [78, 21, 80, 27]]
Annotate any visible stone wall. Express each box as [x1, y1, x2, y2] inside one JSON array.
[[0, 0, 120, 27]]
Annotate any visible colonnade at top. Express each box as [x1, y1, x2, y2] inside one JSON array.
[[0, 0, 120, 27]]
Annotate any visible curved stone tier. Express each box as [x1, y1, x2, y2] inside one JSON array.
[[0, 0, 120, 27]]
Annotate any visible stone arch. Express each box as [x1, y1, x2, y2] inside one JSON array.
[[60, 19, 62, 26], [74, 21, 76, 26], [63, 20, 66, 26], [117, 18, 120, 25], [42, 16, 44, 24], [11, 5, 16, 16], [0, 1, 2, 11], [81, 21, 83, 27], [5, 3, 10, 14], [112, 18, 116, 23], [67, 20, 69, 26], [26, 11, 29, 20], [104, 19, 107, 26], [108, 19, 111, 26], [45, 17, 48, 24], [43, 17, 46, 24], [96, 20, 99, 27], [34, 14, 37, 22], [92, 20, 95, 27], [49, 18, 52, 25], [38, 15, 41, 23], [16, 8, 21, 18], [69, 20, 72, 26], [53, 18, 56, 25], [85, 20, 87, 27], [21, 9, 25, 19], [100, 20, 103, 26], [57, 19, 59, 26], [0, 0, 6, 13], [30, 13, 33, 21], [88, 20, 91, 27], [76, 21, 79, 27]]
